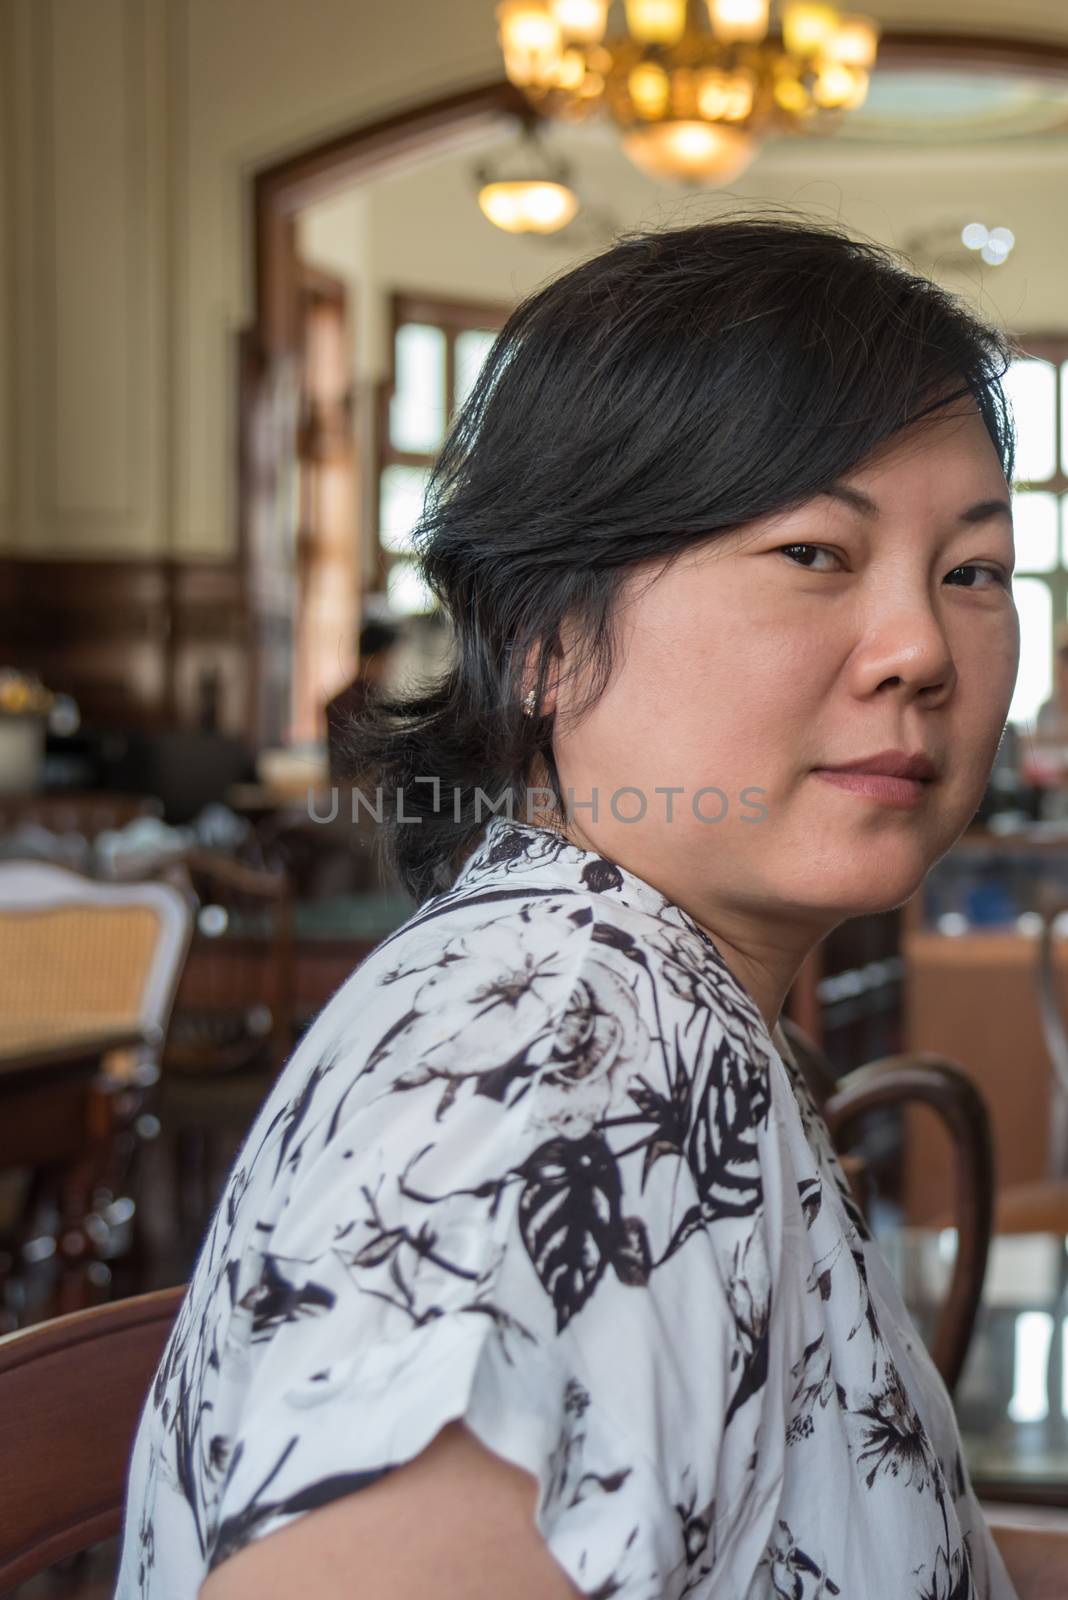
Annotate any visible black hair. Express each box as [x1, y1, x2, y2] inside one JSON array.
[[341, 209, 1019, 904]]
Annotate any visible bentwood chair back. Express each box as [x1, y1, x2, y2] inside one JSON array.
[[0, 1283, 185, 1589], [778, 1016, 993, 1396]]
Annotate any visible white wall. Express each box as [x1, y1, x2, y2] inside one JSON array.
[[0, 0, 12, 553], [4, 0, 1068, 561], [2, 0, 170, 556]]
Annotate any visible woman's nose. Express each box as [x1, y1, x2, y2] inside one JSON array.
[[850, 605, 956, 702]]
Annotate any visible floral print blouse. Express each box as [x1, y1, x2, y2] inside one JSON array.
[[116, 816, 1017, 1600]]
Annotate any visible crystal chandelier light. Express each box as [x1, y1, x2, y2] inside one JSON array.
[[495, 0, 880, 184]]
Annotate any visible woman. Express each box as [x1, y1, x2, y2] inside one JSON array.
[[118, 213, 1039, 1599]]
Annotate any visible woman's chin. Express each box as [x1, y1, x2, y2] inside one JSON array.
[[791, 858, 929, 920]]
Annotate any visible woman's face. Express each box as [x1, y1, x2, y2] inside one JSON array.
[[548, 401, 1018, 944]]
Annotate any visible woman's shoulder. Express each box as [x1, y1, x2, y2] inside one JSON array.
[[372, 839, 765, 1012], [323, 861, 771, 1102]]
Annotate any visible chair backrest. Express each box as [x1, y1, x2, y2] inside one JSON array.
[[991, 1177, 1068, 1235], [1033, 896, 1068, 1178], [984, 1507, 1068, 1595], [778, 1016, 993, 1395], [0, 859, 192, 1058], [0, 1284, 185, 1588]]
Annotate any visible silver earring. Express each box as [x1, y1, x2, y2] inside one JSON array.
[[522, 689, 536, 716]]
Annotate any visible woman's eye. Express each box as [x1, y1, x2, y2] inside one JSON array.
[[777, 546, 1010, 590], [945, 564, 1009, 590], [778, 543, 840, 571]]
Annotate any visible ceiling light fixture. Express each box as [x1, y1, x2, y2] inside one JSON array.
[[474, 118, 581, 233], [495, 0, 880, 186], [902, 220, 1019, 274]]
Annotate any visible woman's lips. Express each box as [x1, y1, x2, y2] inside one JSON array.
[[812, 769, 930, 808]]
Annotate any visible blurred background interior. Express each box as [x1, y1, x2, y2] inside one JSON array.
[[8, 0, 1068, 1588]]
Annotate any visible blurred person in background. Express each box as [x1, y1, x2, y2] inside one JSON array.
[[324, 616, 402, 785]]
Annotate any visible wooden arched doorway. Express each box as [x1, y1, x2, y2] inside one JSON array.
[[238, 81, 526, 748]]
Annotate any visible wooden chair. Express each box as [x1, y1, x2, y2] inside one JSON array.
[[778, 1016, 993, 1396], [0, 1283, 184, 1590], [909, 890, 1068, 1238], [0, 1286, 1065, 1598], [0, 859, 192, 1062], [989, 1178, 1068, 1234], [1033, 889, 1068, 1190], [0, 861, 192, 1320], [894, 887, 1068, 1241], [121, 848, 296, 1255], [985, 1508, 1068, 1596]]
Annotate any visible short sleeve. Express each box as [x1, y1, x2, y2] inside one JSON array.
[[200, 983, 769, 1599]]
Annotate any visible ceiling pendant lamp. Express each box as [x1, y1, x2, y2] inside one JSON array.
[[475, 120, 581, 234]]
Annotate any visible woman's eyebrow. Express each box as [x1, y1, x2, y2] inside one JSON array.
[[824, 482, 1014, 526]]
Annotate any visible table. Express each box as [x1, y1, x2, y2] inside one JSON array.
[[0, 1020, 149, 1073], [0, 1028, 152, 1321], [0, 1027, 150, 1159], [887, 1226, 1068, 1506]]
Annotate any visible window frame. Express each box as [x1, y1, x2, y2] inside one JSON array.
[[373, 291, 511, 605], [1005, 335, 1068, 728]]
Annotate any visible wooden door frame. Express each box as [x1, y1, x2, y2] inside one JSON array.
[[240, 81, 528, 746]]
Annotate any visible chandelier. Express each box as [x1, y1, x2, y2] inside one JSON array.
[[495, 0, 880, 185]]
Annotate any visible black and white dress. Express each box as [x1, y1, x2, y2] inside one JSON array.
[[116, 817, 1017, 1600]]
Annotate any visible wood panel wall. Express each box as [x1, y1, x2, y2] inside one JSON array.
[[0, 555, 251, 734]]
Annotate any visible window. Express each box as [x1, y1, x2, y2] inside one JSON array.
[[1005, 340, 1068, 730], [374, 294, 510, 615]]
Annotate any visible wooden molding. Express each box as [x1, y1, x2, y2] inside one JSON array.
[[874, 31, 1068, 80]]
